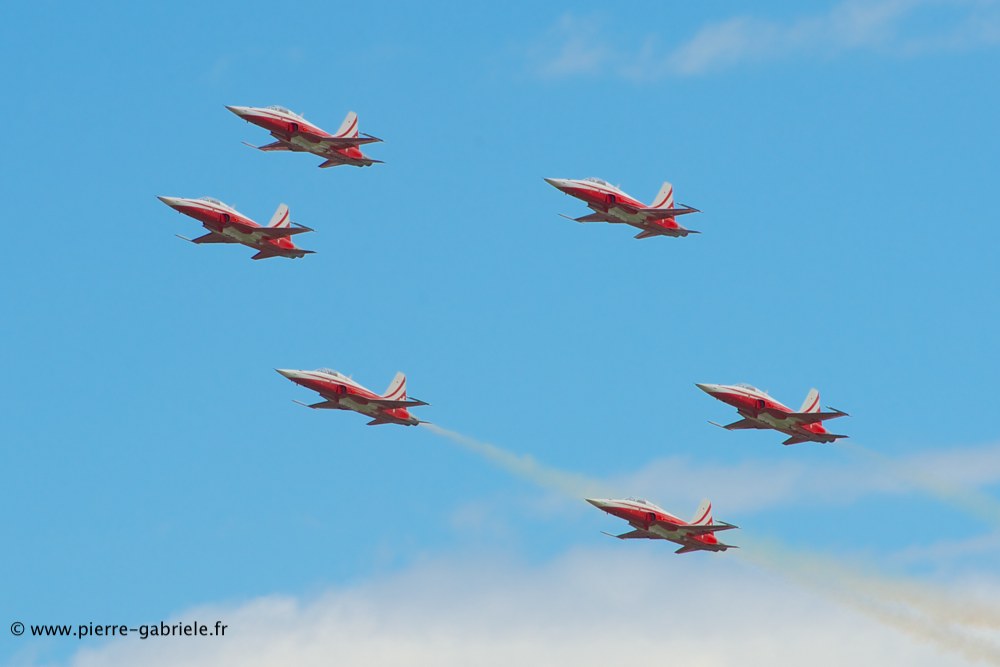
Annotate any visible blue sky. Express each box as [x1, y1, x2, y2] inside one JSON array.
[[3, 1, 1000, 665]]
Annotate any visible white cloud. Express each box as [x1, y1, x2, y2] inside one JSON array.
[[529, 1, 1000, 80], [53, 547, 1000, 667], [528, 13, 612, 79]]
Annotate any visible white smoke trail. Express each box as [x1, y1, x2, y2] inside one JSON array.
[[843, 442, 1000, 528], [739, 538, 1000, 664], [423, 424, 1000, 660], [420, 423, 615, 500]]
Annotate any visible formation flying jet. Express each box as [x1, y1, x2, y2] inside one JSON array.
[[157, 196, 314, 260], [276, 368, 428, 426], [544, 177, 700, 238], [586, 497, 737, 554], [696, 383, 849, 446], [227, 105, 382, 168]]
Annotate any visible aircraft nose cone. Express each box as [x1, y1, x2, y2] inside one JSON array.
[[585, 498, 610, 509], [275, 368, 299, 379], [544, 177, 566, 189], [225, 105, 248, 117], [157, 195, 181, 207], [695, 383, 718, 394]]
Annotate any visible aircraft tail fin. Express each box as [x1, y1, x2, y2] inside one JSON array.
[[335, 111, 360, 138], [651, 181, 675, 209], [267, 203, 290, 228], [690, 499, 713, 526], [799, 388, 821, 413], [383, 372, 407, 400]]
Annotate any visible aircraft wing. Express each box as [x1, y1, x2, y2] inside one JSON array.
[[293, 399, 344, 410], [675, 521, 739, 536], [649, 519, 737, 536], [636, 206, 700, 219], [252, 224, 314, 240], [363, 397, 429, 409], [615, 202, 700, 219], [675, 541, 738, 554], [773, 408, 849, 425], [634, 227, 699, 239], [559, 212, 610, 223], [243, 140, 291, 152], [602, 529, 655, 540], [299, 130, 382, 147], [709, 418, 765, 430], [674, 544, 707, 554], [228, 220, 260, 235], [178, 232, 235, 244]]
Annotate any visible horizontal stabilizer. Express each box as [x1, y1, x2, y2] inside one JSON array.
[[782, 435, 809, 446], [674, 545, 701, 554], [366, 418, 392, 426]]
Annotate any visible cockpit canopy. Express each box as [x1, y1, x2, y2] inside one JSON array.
[[266, 105, 303, 119], [198, 196, 232, 209], [316, 368, 346, 379], [625, 497, 651, 506], [735, 383, 772, 398], [584, 177, 613, 188]]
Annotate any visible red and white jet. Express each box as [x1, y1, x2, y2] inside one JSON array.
[[696, 383, 849, 446], [545, 177, 700, 238], [158, 196, 314, 260], [227, 105, 382, 168], [586, 497, 737, 554], [276, 368, 428, 426]]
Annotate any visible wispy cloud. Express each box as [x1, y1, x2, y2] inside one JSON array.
[[425, 420, 1000, 526], [53, 548, 1000, 667], [613, 440, 1000, 523], [528, 0, 1000, 80]]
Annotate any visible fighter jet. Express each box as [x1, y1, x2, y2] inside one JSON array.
[[696, 383, 849, 445], [544, 177, 700, 238], [586, 497, 737, 554], [227, 105, 382, 168], [276, 368, 428, 426], [157, 196, 314, 260]]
